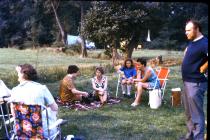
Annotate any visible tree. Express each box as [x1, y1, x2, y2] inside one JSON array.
[[0, 0, 56, 48], [0, 0, 34, 48], [66, 1, 92, 57], [44, 0, 66, 45], [83, 1, 163, 60], [147, 2, 208, 50]]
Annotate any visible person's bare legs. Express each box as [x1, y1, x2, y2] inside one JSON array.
[[98, 91, 107, 106], [126, 80, 132, 96], [131, 82, 149, 106], [121, 79, 127, 95], [133, 83, 143, 105]]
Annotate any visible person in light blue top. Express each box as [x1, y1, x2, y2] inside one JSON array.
[[10, 64, 58, 138], [119, 58, 137, 97], [132, 57, 160, 107]]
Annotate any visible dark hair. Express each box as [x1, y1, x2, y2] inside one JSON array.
[[124, 58, 134, 68], [19, 64, 38, 81], [67, 65, 79, 74], [186, 19, 202, 32], [95, 66, 104, 74], [137, 57, 147, 66]]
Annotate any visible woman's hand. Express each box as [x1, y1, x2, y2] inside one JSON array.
[[83, 92, 89, 97], [133, 79, 141, 82]]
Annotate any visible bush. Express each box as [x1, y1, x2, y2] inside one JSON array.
[[88, 51, 110, 59], [0, 72, 19, 88], [143, 38, 179, 50], [51, 41, 67, 48], [37, 31, 55, 45], [38, 66, 66, 83]]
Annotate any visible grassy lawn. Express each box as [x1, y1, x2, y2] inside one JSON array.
[[0, 48, 207, 140]]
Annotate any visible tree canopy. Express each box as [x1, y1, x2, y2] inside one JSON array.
[[83, 2, 163, 58], [0, 1, 208, 58]]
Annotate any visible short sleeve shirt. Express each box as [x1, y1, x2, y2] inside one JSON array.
[[11, 81, 55, 106], [120, 67, 137, 78], [59, 75, 76, 102]]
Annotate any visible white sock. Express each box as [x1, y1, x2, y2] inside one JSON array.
[[121, 84, 126, 94], [127, 85, 131, 95]]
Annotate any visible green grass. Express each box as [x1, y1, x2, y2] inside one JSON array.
[[0, 48, 207, 140], [0, 48, 109, 74]]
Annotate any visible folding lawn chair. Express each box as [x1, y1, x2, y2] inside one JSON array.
[[0, 101, 13, 139], [0, 80, 13, 139], [7, 102, 67, 140], [115, 71, 121, 98], [150, 67, 170, 102]]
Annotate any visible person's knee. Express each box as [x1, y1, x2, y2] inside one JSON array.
[[121, 81, 126, 84], [137, 84, 143, 90]]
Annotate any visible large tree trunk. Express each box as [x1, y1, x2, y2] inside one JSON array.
[[125, 33, 140, 58], [80, 35, 87, 57], [51, 0, 66, 45], [80, 2, 87, 57], [112, 38, 122, 66]]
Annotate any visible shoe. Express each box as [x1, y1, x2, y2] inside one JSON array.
[[178, 134, 193, 140], [131, 102, 139, 107], [178, 136, 186, 140]]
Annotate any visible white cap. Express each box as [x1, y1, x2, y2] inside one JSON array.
[[171, 88, 181, 91]]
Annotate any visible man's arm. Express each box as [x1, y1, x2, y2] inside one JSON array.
[[200, 61, 208, 73]]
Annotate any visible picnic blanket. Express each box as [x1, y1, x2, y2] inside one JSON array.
[[56, 97, 121, 111]]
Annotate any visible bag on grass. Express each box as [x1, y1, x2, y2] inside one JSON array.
[[149, 89, 162, 109]]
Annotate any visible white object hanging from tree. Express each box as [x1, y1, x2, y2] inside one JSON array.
[[146, 29, 151, 42]]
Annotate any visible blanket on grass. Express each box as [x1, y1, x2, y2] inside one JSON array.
[[56, 97, 120, 111]]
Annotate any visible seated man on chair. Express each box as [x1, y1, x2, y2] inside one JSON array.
[[10, 64, 58, 138], [132, 57, 161, 107]]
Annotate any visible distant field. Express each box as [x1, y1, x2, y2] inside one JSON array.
[[0, 48, 207, 140], [0, 48, 184, 75], [0, 48, 110, 75]]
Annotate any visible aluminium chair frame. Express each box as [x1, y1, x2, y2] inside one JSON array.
[[0, 101, 13, 139]]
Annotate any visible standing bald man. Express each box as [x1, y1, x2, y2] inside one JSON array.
[[181, 20, 208, 140]]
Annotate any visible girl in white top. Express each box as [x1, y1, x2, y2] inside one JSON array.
[[91, 67, 108, 106]]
